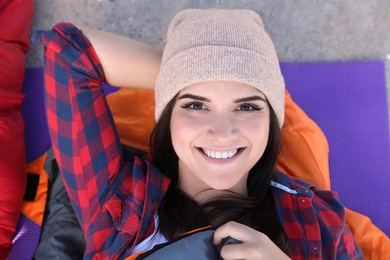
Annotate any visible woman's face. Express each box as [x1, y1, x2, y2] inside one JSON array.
[[170, 81, 270, 199]]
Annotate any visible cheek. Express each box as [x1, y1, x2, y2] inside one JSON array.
[[245, 118, 270, 151], [253, 121, 270, 137], [170, 115, 205, 150]]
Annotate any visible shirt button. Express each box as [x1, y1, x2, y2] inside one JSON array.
[[301, 199, 306, 203]]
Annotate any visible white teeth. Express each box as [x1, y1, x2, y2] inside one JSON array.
[[202, 148, 238, 159]]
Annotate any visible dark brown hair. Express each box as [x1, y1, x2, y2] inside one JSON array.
[[150, 94, 289, 254]]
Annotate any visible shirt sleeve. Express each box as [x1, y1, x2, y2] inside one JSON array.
[[32, 23, 123, 234], [311, 189, 363, 259], [271, 172, 363, 259]]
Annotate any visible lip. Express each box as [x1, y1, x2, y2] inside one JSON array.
[[196, 147, 244, 163]]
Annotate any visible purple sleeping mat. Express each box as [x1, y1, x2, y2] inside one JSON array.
[[281, 60, 390, 236]]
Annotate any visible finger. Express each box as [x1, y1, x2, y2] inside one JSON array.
[[219, 243, 247, 260], [213, 221, 258, 245]]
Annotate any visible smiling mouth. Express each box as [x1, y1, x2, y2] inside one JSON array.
[[199, 148, 242, 159]]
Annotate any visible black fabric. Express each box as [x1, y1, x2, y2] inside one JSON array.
[[33, 146, 146, 259], [33, 148, 86, 260], [23, 173, 39, 201], [137, 229, 217, 259], [135, 228, 241, 260]]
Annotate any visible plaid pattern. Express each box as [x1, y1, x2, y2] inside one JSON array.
[[33, 23, 362, 260], [271, 172, 362, 259], [32, 23, 170, 259]]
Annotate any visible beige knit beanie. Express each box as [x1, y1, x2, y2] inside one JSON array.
[[155, 9, 285, 127]]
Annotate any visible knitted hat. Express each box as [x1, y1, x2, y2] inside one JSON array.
[[155, 9, 285, 127]]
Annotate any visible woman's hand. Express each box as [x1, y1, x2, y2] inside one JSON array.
[[213, 221, 291, 260]]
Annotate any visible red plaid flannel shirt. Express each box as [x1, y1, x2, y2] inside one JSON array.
[[33, 23, 362, 260]]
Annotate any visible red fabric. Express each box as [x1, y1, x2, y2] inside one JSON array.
[[0, 0, 34, 258]]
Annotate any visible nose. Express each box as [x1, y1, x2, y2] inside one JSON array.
[[207, 113, 237, 141]]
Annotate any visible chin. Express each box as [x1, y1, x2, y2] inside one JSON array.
[[208, 180, 245, 194]]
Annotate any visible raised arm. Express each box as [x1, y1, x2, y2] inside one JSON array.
[[77, 26, 162, 89], [33, 23, 123, 234], [34, 23, 171, 258]]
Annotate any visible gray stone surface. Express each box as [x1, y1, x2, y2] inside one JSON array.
[[27, 0, 390, 121]]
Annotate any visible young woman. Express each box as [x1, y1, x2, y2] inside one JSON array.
[[33, 9, 362, 259]]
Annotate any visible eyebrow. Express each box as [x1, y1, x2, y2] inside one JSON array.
[[234, 96, 266, 103], [178, 94, 266, 103], [178, 94, 211, 102]]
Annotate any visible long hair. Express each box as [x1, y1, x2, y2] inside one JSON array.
[[150, 94, 289, 254]]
